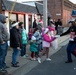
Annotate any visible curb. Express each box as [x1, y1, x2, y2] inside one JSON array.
[[6, 35, 70, 75]]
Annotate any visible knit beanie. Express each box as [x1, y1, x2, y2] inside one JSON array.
[[19, 22, 23, 27]]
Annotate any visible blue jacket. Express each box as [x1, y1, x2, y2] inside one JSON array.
[[33, 31, 42, 44]]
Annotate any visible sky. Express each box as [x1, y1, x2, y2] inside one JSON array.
[[9, 0, 76, 4], [69, 0, 76, 4]]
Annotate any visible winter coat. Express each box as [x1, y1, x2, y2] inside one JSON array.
[[33, 21, 37, 28], [10, 27, 22, 48], [22, 28, 28, 44], [33, 31, 42, 44], [60, 26, 76, 43], [37, 24, 42, 33], [30, 42, 38, 52], [28, 32, 33, 40], [0, 14, 9, 43], [42, 33, 55, 47], [48, 26, 55, 31]]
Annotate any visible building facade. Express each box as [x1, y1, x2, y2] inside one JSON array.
[[47, 0, 76, 26], [2, 0, 43, 33]]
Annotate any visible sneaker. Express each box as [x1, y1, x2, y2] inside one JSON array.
[[25, 54, 29, 57], [46, 58, 51, 61], [11, 61, 19, 64], [0, 69, 7, 73], [65, 60, 72, 63], [33, 58, 36, 61], [12, 64, 19, 67], [22, 55, 26, 58], [4, 65, 10, 69], [30, 57, 36, 61], [37, 57, 41, 63]]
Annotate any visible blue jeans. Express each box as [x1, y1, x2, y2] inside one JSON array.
[[12, 48, 19, 64], [67, 42, 76, 61], [21, 44, 26, 56], [0, 42, 8, 69]]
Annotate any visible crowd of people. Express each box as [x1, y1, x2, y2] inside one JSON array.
[[0, 13, 76, 75], [0, 14, 57, 73]]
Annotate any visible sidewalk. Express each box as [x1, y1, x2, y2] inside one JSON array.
[[6, 27, 70, 75]]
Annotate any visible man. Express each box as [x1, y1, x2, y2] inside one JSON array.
[[0, 14, 9, 72], [33, 19, 37, 28]]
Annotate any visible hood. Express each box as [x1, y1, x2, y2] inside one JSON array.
[[0, 14, 7, 23]]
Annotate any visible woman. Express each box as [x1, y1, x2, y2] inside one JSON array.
[[10, 22, 22, 67], [60, 21, 76, 63]]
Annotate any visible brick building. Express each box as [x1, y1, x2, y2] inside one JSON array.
[[47, 0, 76, 26], [39, 0, 76, 26]]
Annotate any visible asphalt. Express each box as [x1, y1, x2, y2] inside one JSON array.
[[25, 43, 76, 75], [5, 27, 70, 75]]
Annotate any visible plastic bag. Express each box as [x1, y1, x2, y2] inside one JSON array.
[[51, 39, 58, 50]]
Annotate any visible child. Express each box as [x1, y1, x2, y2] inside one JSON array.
[[30, 36, 41, 63], [30, 36, 38, 60], [39, 28, 56, 63], [28, 28, 33, 40]]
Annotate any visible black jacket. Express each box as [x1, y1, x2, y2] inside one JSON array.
[[60, 26, 76, 43], [10, 27, 22, 48], [33, 21, 37, 28]]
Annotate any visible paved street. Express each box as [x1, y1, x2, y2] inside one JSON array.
[[25, 45, 76, 75]]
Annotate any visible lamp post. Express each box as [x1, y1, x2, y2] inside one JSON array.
[[0, 0, 2, 14], [43, 0, 47, 27]]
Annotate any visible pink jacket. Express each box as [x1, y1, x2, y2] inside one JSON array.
[[48, 26, 55, 31], [43, 34, 55, 42]]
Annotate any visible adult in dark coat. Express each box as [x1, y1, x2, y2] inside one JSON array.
[[33, 19, 37, 28], [60, 21, 76, 63], [55, 19, 62, 34], [10, 22, 22, 67], [56, 19, 62, 26]]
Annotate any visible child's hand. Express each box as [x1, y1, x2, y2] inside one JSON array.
[[52, 37, 56, 41]]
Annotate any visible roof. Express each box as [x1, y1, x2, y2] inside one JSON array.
[[2, 0, 38, 14], [2, 0, 51, 16], [35, 2, 51, 17], [35, 2, 43, 15], [71, 10, 76, 16]]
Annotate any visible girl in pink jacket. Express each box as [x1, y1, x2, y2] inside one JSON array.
[[38, 28, 56, 63]]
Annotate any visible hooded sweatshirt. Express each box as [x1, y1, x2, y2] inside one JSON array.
[[0, 14, 9, 43]]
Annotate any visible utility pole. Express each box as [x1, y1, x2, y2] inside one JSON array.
[[0, 0, 2, 14], [43, 0, 47, 27]]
